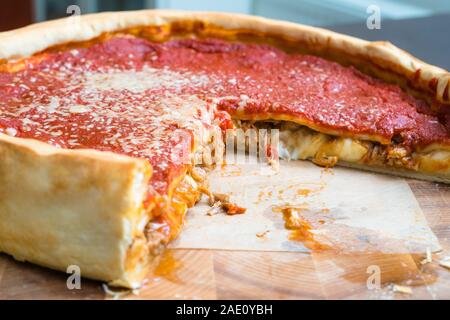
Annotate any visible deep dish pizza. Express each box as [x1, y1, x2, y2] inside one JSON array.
[[0, 10, 449, 288]]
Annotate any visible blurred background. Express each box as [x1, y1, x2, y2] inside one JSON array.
[[0, 0, 449, 68], [2, 0, 449, 31]]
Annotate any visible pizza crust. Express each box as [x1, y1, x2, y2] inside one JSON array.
[[0, 9, 449, 105], [0, 134, 152, 288]]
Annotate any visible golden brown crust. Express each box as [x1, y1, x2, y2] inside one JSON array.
[[0, 9, 448, 104], [0, 133, 152, 288]]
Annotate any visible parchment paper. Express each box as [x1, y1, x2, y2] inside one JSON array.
[[172, 160, 440, 254]]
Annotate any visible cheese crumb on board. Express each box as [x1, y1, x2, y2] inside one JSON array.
[[392, 284, 413, 295]]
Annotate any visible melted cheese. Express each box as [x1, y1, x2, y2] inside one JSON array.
[[279, 125, 369, 165], [277, 122, 450, 175], [417, 150, 450, 174], [126, 167, 205, 272]]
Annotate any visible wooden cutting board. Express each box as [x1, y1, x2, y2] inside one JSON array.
[[0, 179, 449, 300]]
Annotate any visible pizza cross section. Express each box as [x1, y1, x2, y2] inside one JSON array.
[[0, 34, 449, 288]]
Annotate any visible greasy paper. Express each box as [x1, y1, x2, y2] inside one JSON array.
[[172, 160, 440, 254]]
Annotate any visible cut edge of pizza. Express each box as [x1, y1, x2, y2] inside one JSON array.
[[0, 10, 449, 289]]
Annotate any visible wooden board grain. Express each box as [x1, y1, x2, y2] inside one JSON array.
[[0, 179, 449, 300]]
